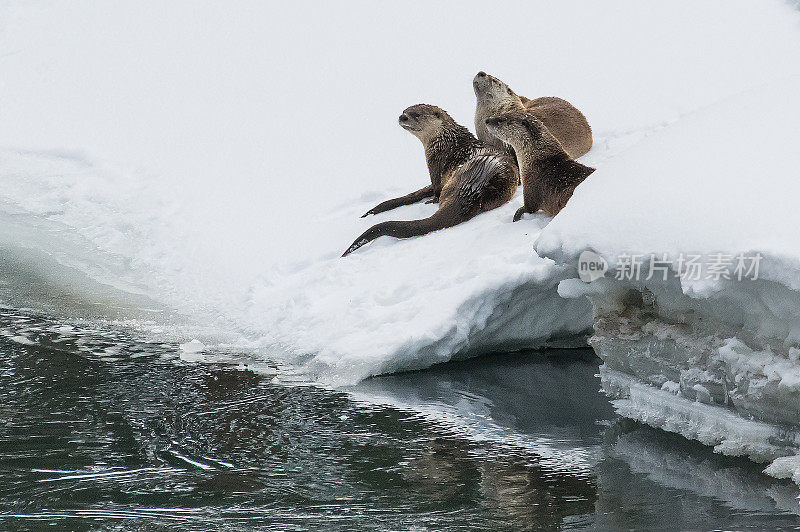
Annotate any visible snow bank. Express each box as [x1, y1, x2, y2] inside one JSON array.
[[534, 74, 800, 480], [3, 0, 800, 389], [246, 203, 591, 384], [0, 146, 592, 384]]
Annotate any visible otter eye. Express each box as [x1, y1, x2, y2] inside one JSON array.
[[433, 112, 441, 118], [409, 112, 419, 119]]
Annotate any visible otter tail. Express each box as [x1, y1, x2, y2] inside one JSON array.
[[342, 204, 464, 257]]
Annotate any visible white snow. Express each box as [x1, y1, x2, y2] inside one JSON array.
[[179, 339, 206, 362], [247, 206, 592, 383], [533, 69, 800, 480], [179, 339, 205, 353], [1, 0, 800, 439], [764, 455, 800, 486], [536, 75, 800, 296]]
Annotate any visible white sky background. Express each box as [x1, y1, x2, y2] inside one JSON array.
[[1, 1, 800, 274]]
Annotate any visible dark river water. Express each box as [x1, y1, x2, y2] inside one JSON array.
[[2, 307, 800, 531]]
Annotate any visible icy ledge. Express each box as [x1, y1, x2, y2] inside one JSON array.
[[555, 273, 800, 484], [529, 75, 800, 485]]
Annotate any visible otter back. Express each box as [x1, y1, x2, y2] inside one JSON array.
[[523, 97, 592, 159]]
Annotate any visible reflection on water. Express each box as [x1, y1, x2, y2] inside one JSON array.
[[1, 310, 799, 530]]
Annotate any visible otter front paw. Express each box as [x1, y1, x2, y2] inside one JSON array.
[[512, 207, 527, 222], [361, 209, 377, 218]]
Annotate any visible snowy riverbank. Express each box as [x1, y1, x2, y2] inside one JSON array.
[[3, 0, 800, 482], [534, 74, 800, 481]]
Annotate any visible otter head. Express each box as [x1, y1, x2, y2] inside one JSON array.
[[398, 104, 452, 145], [485, 110, 562, 159], [473, 71, 525, 148], [473, 71, 524, 112]]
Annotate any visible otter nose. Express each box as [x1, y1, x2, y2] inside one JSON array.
[[477, 71, 486, 77], [399, 114, 409, 122]]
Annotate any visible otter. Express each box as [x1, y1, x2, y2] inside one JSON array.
[[484, 109, 595, 221], [361, 104, 480, 217], [343, 104, 518, 256], [473, 71, 592, 160]]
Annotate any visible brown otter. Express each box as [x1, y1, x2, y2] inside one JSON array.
[[474, 71, 592, 160], [484, 109, 595, 221], [361, 104, 481, 217], [343, 104, 518, 256]]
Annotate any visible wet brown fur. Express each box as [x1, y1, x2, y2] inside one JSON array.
[[361, 105, 480, 217], [344, 105, 518, 256], [474, 72, 592, 160], [484, 109, 595, 220]]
